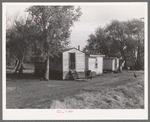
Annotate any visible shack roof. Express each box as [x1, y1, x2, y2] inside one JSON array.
[[62, 47, 79, 52], [61, 47, 105, 57], [62, 47, 89, 55], [104, 57, 118, 60], [89, 54, 105, 57]]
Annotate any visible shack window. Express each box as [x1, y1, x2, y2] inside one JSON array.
[[95, 58, 98, 68]]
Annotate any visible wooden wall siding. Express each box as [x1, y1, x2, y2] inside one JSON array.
[[63, 51, 69, 79], [103, 59, 113, 70], [89, 57, 96, 73], [62, 48, 85, 79], [89, 57, 103, 75], [49, 54, 62, 71], [103, 58, 119, 71], [97, 57, 103, 74], [49, 54, 63, 79], [34, 62, 46, 77], [76, 52, 85, 72], [112, 60, 115, 71]]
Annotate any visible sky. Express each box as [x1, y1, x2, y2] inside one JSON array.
[[5, 3, 147, 50]]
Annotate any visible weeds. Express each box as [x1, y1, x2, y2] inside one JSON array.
[[6, 70, 144, 109], [50, 79, 144, 109]]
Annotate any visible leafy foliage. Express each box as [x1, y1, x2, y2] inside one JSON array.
[[6, 19, 33, 65], [27, 6, 82, 57], [6, 5, 82, 71], [26, 6, 82, 80], [84, 19, 144, 69]]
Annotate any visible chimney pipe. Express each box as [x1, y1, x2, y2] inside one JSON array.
[[78, 45, 80, 50]]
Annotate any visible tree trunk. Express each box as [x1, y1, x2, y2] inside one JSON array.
[[44, 55, 49, 81], [14, 55, 24, 74], [19, 55, 24, 75], [14, 59, 20, 74], [120, 50, 127, 69], [137, 45, 141, 70], [123, 56, 127, 69]]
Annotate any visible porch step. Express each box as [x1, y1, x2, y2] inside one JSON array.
[[70, 70, 79, 80]]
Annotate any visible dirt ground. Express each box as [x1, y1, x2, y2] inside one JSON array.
[[6, 67, 144, 109]]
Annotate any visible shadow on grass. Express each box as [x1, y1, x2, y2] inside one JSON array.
[[6, 73, 39, 81], [6, 73, 77, 83]]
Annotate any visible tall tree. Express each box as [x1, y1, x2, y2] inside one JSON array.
[[27, 6, 82, 80], [84, 19, 144, 70], [105, 20, 128, 68], [83, 28, 113, 57], [6, 13, 42, 72], [126, 19, 144, 69], [7, 19, 30, 73]]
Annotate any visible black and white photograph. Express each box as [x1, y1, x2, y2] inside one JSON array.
[[3, 2, 148, 120]]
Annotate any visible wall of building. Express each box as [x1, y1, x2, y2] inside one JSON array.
[[115, 58, 119, 70], [34, 61, 46, 78], [49, 54, 63, 79], [112, 60, 115, 71], [62, 49, 86, 79], [89, 57, 95, 72], [103, 58, 119, 71], [103, 59, 113, 71], [89, 56, 103, 75], [97, 57, 103, 74]]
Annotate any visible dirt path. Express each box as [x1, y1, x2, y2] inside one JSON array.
[[6, 70, 144, 108]]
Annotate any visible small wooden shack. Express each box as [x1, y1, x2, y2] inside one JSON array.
[[49, 47, 89, 80], [103, 57, 119, 71], [35, 48, 106, 80], [88, 55, 105, 75]]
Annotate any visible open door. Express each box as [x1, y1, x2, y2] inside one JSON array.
[[69, 53, 76, 70]]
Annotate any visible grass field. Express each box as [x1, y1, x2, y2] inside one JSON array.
[[6, 65, 144, 109]]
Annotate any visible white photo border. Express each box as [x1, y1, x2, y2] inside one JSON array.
[[2, 2, 148, 120]]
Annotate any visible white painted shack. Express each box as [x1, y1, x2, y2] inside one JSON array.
[[35, 47, 106, 80], [103, 57, 119, 71], [62, 48, 89, 79], [49, 47, 89, 80], [88, 55, 105, 75]]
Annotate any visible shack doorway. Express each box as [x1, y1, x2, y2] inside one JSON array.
[[115, 58, 117, 69], [69, 53, 76, 70]]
